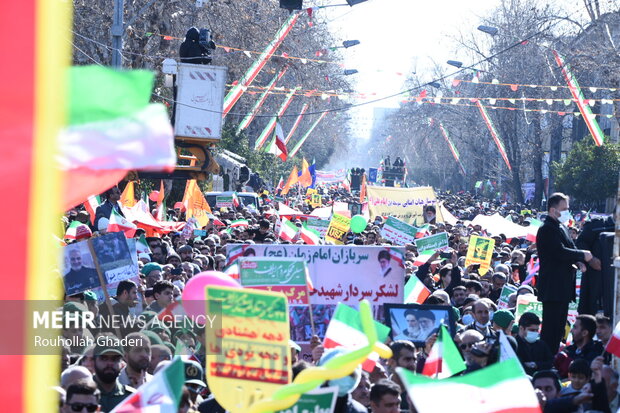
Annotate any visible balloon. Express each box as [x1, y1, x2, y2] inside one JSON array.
[[350, 215, 368, 234], [181, 271, 241, 318], [148, 191, 159, 202]]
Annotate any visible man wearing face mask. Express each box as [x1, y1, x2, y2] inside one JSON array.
[[516, 312, 553, 375], [318, 348, 368, 413], [537, 193, 593, 354]]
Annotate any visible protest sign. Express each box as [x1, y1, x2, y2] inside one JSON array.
[[385, 304, 457, 347], [62, 241, 100, 295], [216, 196, 234, 208], [227, 244, 404, 342], [497, 284, 518, 310], [325, 213, 350, 245], [239, 257, 309, 305], [90, 231, 137, 285], [276, 386, 338, 413], [194, 229, 207, 237], [366, 186, 442, 225], [464, 235, 495, 275], [306, 218, 329, 237], [206, 286, 290, 413], [310, 193, 322, 208], [515, 294, 578, 326], [414, 232, 449, 253], [380, 216, 418, 245]]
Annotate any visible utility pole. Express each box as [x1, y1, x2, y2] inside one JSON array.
[[111, 0, 124, 67]]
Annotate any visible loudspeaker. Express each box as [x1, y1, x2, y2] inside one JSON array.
[[280, 0, 303, 10]]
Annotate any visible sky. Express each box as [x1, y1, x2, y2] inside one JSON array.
[[315, 0, 598, 140], [319, 0, 500, 139]]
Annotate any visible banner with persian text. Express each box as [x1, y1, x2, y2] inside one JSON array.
[[366, 186, 442, 225]]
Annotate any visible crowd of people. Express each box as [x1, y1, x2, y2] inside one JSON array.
[[56, 183, 619, 413]]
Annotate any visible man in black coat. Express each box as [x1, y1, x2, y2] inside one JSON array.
[[94, 186, 124, 230], [536, 193, 592, 354]]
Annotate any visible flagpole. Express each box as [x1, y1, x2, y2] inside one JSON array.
[[88, 236, 122, 338]]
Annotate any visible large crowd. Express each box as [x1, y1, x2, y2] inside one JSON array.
[[56, 183, 619, 413]]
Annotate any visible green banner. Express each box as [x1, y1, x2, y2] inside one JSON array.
[[414, 232, 449, 253], [207, 287, 287, 322], [380, 216, 418, 244], [306, 218, 330, 237], [497, 284, 518, 310], [277, 386, 338, 413], [216, 196, 234, 208]]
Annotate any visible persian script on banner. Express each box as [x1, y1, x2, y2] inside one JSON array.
[[380, 216, 418, 245], [367, 186, 442, 225]]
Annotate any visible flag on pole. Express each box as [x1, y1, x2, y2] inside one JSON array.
[[84, 195, 101, 225], [384, 247, 405, 268], [421, 325, 466, 378], [120, 181, 137, 208], [404, 276, 431, 304], [300, 224, 321, 245], [267, 120, 288, 161], [299, 158, 313, 187], [323, 303, 390, 372], [399, 359, 541, 413], [110, 357, 185, 413], [60, 67, 176, 210], [107, 208, 137, 238], [155, 180, 166, 221], [255, 88, 299, 150], [553, 50, 605, 146], [279, 218, 299, 242], [281, 166, 299, 195], [359, 174, 367, 203], [605, 321, 620, 357], [136, 234, 151, 254], [184, 180, 210, 228], [64, 220, 83, 241], [276, 176, 284, 193]]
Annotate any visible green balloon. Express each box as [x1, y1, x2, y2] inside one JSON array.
[[350, 215, 368, 233]]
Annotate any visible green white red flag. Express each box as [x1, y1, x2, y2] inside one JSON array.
[[279, 218, 299, 242], [136, 234, 151, 254], [437, 121, 466, 176], [300, 224, 321, 245], [398, 358, 541, 413], [404, 276, 431, 304], [476, 100, 512, 171], [84, 195, 101, 225], [267, 120, 288, 161], [107, 208, 137, 238], [230, 219, 249, 228], [323, 303, 391, 372], [553, 50, 605, 146], [421, 325, 465, 378], [111, 356, 185, 412]]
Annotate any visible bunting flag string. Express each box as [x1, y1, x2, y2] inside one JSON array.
[[285, 103, 309, 145], [236, 68, 288, 134], [453, 77, 618, 94], [222, 11, 300, 118], [254, 87, 299, 150], [435, 120, 466, 176], [476, 100, 512, 171], [289, 111, 328, 158], [553, 50, 605, 146]]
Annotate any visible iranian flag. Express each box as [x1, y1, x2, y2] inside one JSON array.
[[404, 276, 431, 304], [413, 251, 434, 267], [60, 66, 176, 210], [107, 208, 137, 238], [84, 195, 101, 225], [230, 219, 249, 228], [384, 247, 405, 268], [136, 234, 151, 254], [421, 325, 465, 378], [225, 244, 248, 267], [267, 121, 288, 161], [111, 356, 185, 413], [223, 262, 240, 280], [525, 219, 543, 243], [276, 176, 284, 192], [398, 358, 541, 413], [415, 224, 431, 239], [605, 321, 620, 357], [279, 218, 299, 242], [157, 301, 186, 324], [323, 303, 390, 372], [300, 224, 321, 245]]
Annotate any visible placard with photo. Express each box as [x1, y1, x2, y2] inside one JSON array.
[[62, 241, 100, 296], [384, 304, 456, 346]]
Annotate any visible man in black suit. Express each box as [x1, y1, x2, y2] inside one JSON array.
[[537, 193, 592, 354]]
